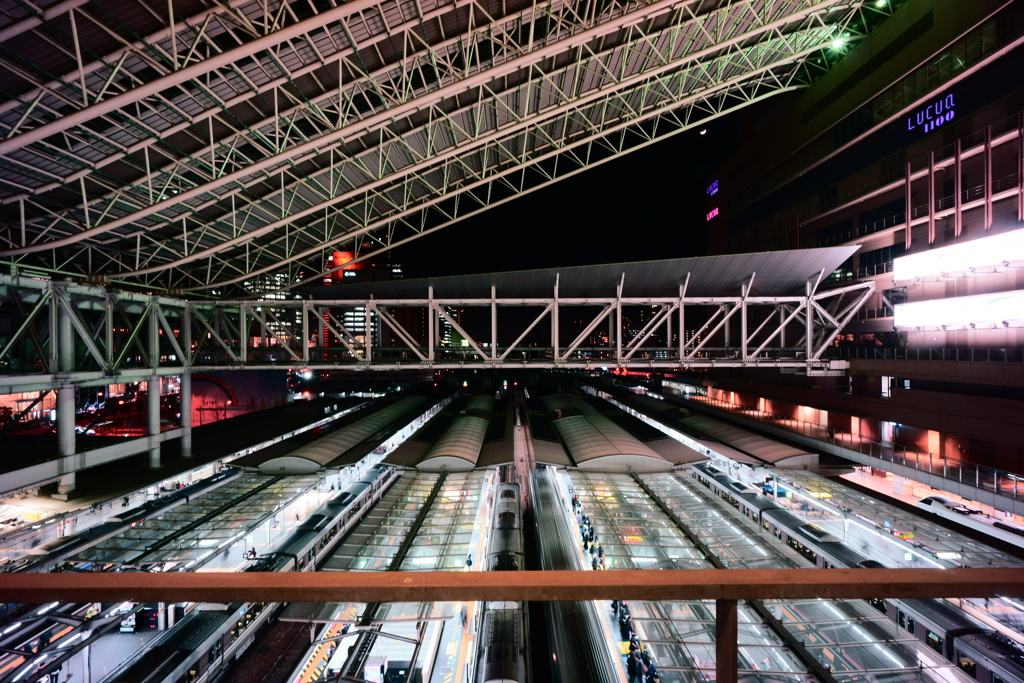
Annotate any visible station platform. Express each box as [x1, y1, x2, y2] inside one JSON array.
[[244, 469, 493, 683], [556, 467, 970, 682], [0, 398, 366, 565]]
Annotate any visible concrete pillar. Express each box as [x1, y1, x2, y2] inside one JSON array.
[[157, 603, 166, 630], [147, 379, 161, 469], [56, 296, 77, 496], [57, 388, 76, 494], [180, 373, 192, 458], [716, 599, 738, 683], [56, 473, 74, 493]]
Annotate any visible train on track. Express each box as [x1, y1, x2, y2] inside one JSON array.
[[692, 463, 1024, 683], [476, 479, 528, 683]]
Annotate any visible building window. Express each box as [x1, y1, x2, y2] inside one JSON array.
[[897, 609, 915, 635]]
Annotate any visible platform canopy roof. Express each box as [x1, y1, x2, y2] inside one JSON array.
[[543, 395, 672, 471], [310, 247, 859, 300], [245, 396, 428, 473], [418, 396, 495, 471], [682, 414, 815, 466]]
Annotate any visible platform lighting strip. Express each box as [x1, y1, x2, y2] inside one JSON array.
[[893, 226, 1024, 281]]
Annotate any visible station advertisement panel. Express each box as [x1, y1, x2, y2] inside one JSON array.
[[894, 289, 1024, 329], [893, 227, 1024, 281]]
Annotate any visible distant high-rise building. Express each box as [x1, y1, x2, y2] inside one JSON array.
[[320, 252, 404, 352]]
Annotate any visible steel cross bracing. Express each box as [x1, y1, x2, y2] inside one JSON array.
[[0, 272, 872, 392], [0, 0, 890, 294]]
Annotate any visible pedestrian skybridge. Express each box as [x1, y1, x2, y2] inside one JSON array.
[[0, 247, 871, 393]]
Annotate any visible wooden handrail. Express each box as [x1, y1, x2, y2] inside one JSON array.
[[3, 567, 1023, 604]]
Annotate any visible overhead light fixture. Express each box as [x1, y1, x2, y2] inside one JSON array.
[[699, 129, 707, 135]]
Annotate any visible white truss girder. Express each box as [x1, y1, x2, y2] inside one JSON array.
[[0, 272, 872, 393]]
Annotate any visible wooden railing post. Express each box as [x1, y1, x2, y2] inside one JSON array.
[[717, 598, 738, 683]]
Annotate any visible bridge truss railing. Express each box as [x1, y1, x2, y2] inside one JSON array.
[[0, 272, 873, 392]]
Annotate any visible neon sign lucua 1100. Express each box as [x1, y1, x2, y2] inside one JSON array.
[[907, 93, 954, 134]]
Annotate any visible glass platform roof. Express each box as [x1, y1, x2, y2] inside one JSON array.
[[286, 469, 491, 683], [763, 467, 1024, 569], [65, 473, 320, 569], [565, 469, 971, 683]]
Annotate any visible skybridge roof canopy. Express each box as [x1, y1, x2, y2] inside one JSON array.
[[308, 247, 859, 300]]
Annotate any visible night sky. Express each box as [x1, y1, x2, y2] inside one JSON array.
[[389, 113, 741, 279]]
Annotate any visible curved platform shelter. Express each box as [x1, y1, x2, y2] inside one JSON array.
[[543, 395, 672, 472], [602, 389, 758, 465], [681, 414, 817, 470], [417, 395, 496, 471], [245, 395, 429, 474]]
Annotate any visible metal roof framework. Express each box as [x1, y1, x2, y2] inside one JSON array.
[[0, 0, 893, 294]]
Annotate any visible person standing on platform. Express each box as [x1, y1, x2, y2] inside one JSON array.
[[627, 649, 639, 683]]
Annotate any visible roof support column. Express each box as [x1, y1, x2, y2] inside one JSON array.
[[180, 372, 192, 459], [740, 301, 746, 360], [428, 287, 435, 363], [147, 379, 161, 469], [552, 275, 559, 363], [665, 302, 672, 353], [56, 389, 75, 494], [147, 308, 161, 469], [365, 299, 373, 362], [302, 302, 310, 364], [616, 275, 623, 364], [805, 282, 813, 361], [491, 287, 497, 362], [678, 275, 689, 363], [740, 273, 754, 361], [56, 286, 76, 495], [779, 306, 786, 349], [239, 304, 247, 363], [716, 599, 738, 683]]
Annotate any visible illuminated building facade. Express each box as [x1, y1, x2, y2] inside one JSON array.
[[705, 1, 1024, 475]]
